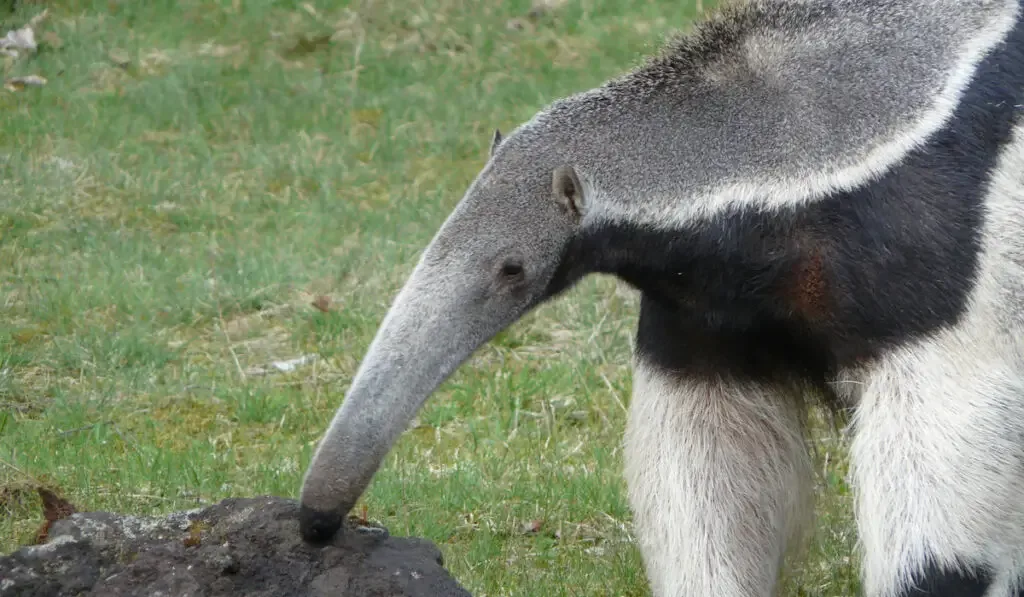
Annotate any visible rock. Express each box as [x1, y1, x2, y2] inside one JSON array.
[[0, 496, 473, 597]]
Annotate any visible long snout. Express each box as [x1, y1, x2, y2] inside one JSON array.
[[298, 251, 515, 542]]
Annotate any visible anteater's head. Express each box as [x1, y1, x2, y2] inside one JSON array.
[[298, 127, 597, 541]]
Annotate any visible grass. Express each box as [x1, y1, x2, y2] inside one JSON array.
[[0, 0, 858, 594]]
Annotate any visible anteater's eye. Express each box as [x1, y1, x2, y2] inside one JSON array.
[[501, 261, 524, 278]]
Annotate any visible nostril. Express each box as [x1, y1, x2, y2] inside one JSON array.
[[501, 261, 524, 278]]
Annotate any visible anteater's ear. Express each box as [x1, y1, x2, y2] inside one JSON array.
[[490, 129, 503, 158], [552, 164, 586, 221]]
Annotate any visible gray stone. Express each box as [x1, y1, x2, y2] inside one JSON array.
[[0, 496, 473, 597]]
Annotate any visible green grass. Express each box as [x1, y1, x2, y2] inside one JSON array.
[[0, 0, 858, 594]]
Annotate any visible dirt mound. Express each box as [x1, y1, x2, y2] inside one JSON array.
[[0, 495, 473, 597]]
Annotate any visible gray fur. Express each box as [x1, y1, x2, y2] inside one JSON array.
[[299, 1, 1024, 595], [495, 0, 1019, 224]]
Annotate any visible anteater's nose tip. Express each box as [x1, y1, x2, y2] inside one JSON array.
[[299, 504, 343, 544]]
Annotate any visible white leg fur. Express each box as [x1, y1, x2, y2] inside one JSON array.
[[846, 329, 1024, 597], [624, 363, 813, 597], [846, 126, 1024, 597]]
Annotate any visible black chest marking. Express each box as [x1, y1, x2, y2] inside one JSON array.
[[558, 11, 1024, 383]]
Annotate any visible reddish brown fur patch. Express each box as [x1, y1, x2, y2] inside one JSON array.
[[787, 248, 831, 322]]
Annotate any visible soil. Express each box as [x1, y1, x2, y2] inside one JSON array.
[[0, 495, 474, 597]]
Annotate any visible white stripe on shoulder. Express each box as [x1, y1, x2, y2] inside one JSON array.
[[605, 2, 1021, 229]]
